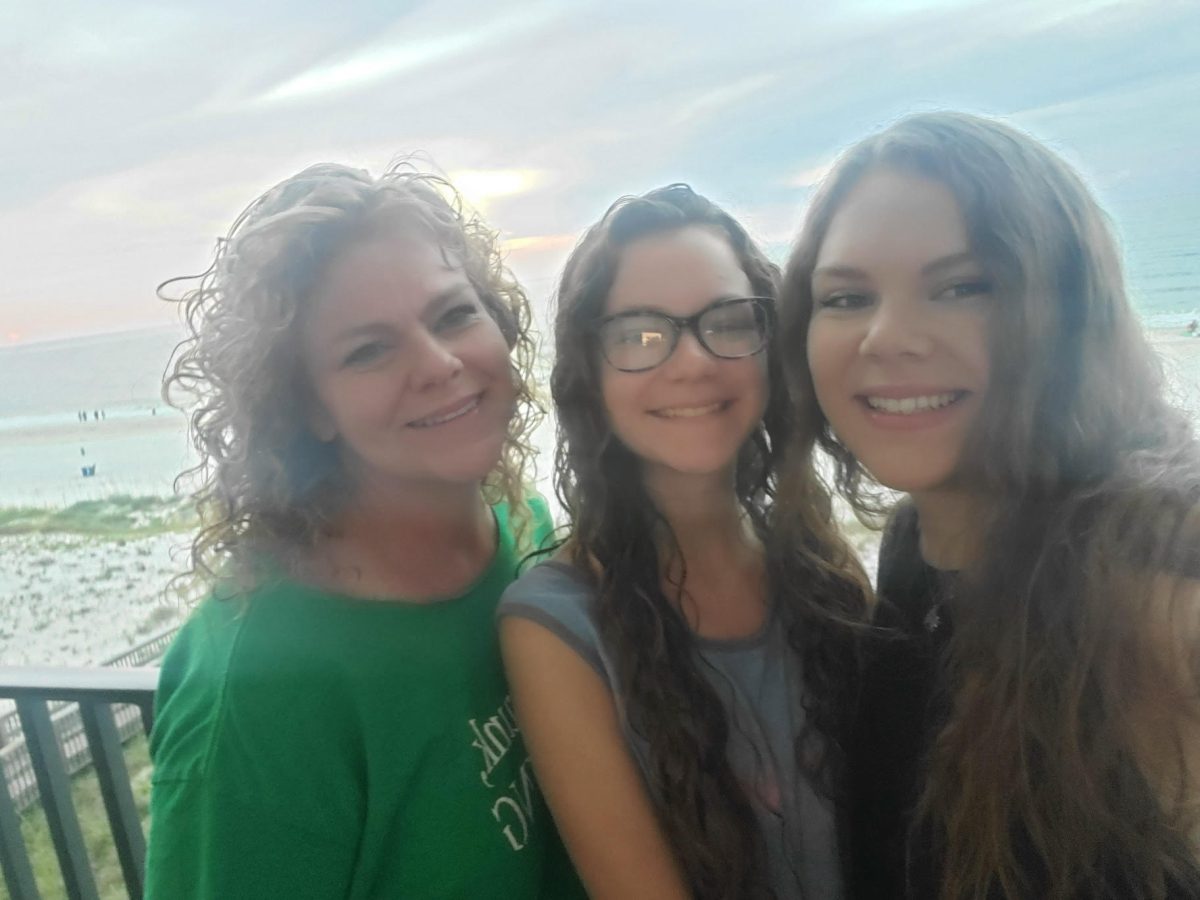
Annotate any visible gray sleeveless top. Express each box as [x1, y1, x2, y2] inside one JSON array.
[[498, 560, 843, 900]]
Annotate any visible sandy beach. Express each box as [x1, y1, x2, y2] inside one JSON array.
[[0, 532, 185, 666], [1151, 328, 1200, 417], [0, 507, 191, 668]]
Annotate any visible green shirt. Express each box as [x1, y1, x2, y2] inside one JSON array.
[[146, 501, 583, 899]]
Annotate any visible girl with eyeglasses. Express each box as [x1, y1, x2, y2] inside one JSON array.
[[783, 112, 1200, 899], [497, 184, 870, 899]]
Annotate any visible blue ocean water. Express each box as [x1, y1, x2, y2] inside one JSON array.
[[0, 328, 192, 505], [0, 327, 179, 422], [1115, 192, 1200, 328]]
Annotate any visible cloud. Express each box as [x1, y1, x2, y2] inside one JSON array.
[[669, 73, 778, 128], [3, 0, 1198, 341], [3, 5, 191, 70], [250, 3, 568, 107], [785, 161, 835, 190], [449, 169, 546, 213], [503, 233, 577, 254]]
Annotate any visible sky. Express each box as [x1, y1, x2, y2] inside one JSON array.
[[2, 0, 1198, 343]]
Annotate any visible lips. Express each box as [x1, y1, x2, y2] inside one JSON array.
[[648, 400, 731, 419], [407, 393, 482, 428], [851, 387, 971, 431], [862, 391, 964, 415]]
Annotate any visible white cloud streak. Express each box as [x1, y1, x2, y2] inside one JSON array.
[[251, 3, 570, 107]]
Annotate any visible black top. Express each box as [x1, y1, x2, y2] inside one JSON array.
[[848, 504, 950, 899], [848, 505, 1200, 900]]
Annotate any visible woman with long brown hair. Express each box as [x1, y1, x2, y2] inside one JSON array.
[[146, 162, 583, 899], [783, 111, 1200, 899], [498, 184, 869, 899]]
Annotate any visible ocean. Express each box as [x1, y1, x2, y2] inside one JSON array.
[[1111, 180, 1200, 329], [0, 328, 191, 507]]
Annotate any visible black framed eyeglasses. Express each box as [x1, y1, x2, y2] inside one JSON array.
[[594, 296, 774, 373]]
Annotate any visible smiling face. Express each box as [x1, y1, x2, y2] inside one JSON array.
[[806, 168, 992, 497], [300, 232, 516, 493], [599, 225, 768, 487]]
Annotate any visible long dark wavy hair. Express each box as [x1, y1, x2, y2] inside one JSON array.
[[162, 161, 542, 592], [782, 112, 1200, 900], [552, 184, 870, 899]]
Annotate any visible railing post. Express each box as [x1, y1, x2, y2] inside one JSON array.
[[0, 764, 42, 900], [138, 700, 155, 739], [15, 698, 101, 900], [2, 666, 159, 899], [80, 702, 145, 900]]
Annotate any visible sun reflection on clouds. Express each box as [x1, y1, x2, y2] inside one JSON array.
[[498, 233, 581, 319], [786, 161, 834, 190], [450, 169, 544, 211], [502, 233, 577, 254]]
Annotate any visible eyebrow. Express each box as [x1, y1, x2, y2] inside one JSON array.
[[607, 293, 750, 318], [331, 283, 475, 344], [920, 251, 978, 277], [811, 264, 868, 281], [333, 321, 390, 344], [422, 282, 476, 316], [812, 251, 978, 281]]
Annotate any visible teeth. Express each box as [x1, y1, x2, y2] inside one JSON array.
[[655, 402, 724, 419], [409, 396, 480, 428], [865, 392, 958, 415]]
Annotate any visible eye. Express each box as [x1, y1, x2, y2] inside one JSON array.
[[435, 302, 482, 332], [817, 291, 872, 311], [604, 316, 669, 346], [705, 312, 751, 333], [935, 280, 991, 302], [342, 341, 389, 368], [619, 327, 666, 346]]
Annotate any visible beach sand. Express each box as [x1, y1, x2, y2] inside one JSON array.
[[0, 530, 187, 667], [1151, 328, 1200, 418]]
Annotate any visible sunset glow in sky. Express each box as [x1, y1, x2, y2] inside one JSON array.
[[3, 0, 1198, 342]]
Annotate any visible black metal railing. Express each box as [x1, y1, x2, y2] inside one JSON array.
[[0, 666, 157, 900], [0, 628, 177, 814]]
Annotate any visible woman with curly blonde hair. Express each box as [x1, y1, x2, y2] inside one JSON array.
[[145, 161, 584, 899]]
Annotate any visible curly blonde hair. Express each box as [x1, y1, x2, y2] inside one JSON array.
[[162, 161, 542, 592]]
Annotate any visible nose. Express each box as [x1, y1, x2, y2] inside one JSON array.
[[858, 296, 933, 360], [410, 329, 464, 389], [661, 329, 718, 380]]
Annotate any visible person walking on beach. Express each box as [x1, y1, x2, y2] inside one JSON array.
[[146, 163, 583, 899], [784, 111, 1200, 899], [499, 185, 869, 899]]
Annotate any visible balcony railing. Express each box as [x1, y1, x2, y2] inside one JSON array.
[[1, 665, 159, 900]]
